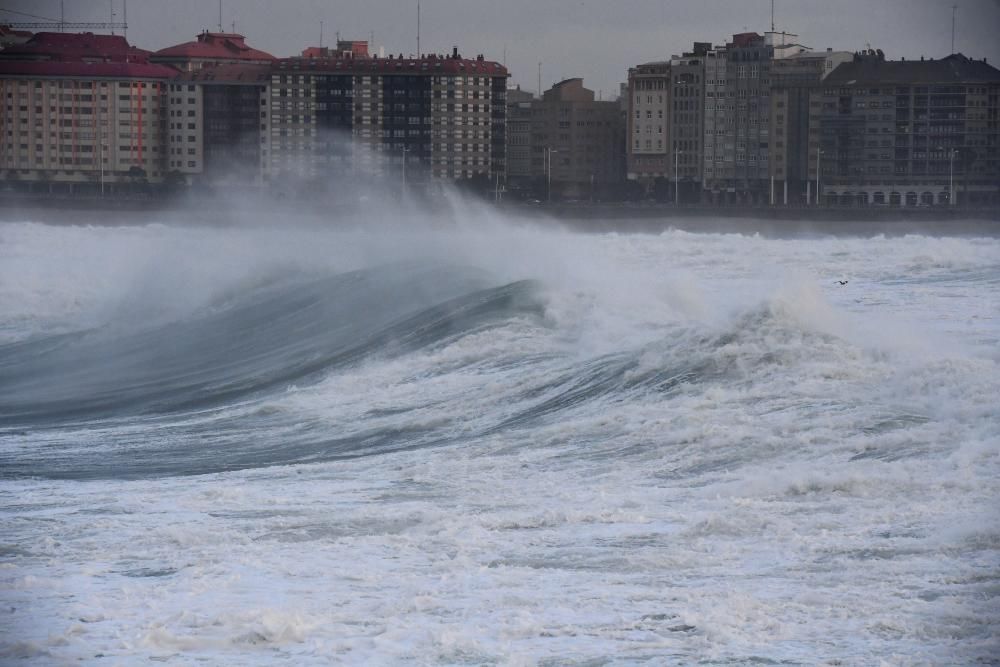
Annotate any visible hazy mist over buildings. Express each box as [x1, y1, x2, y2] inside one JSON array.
[[4, 0, 1000, 99]]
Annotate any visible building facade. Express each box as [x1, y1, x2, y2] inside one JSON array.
[[817, 52, 1000, 207], [265, 48, 508, 190], [768, 49, 852, 204], [669, 43, 709, 202], [505, 78, 624, 200], [627, 60, 671, 194], [0, 32, 177, 191], [504, 86, 537, 192], [165, 64, 270, 187], [702, 32, 775, 204]]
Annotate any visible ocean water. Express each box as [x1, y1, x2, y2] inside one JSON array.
[[1, 212, 998, 665]]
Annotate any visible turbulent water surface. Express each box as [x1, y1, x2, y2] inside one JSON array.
[[1, 214, 998, 665]]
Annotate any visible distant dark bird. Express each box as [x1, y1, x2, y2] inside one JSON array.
[[837, 280, 849, 286]]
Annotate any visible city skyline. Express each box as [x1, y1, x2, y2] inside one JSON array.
[[3, 0, 1000, 99]]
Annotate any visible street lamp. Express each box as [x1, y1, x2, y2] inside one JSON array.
[[546, 147, 559, 203], [98, 121, 105, 197], [949, 148, 956, 207], [401, 145, 410, 192], [935, 146, 957, 205], [674, 147, 683, 206], [815, 148, 825, 207]]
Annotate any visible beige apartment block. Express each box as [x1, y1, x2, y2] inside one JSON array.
[[0, 33, 176, 192]]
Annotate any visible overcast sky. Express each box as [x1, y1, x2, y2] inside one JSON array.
[[4, 0, 999, 97]]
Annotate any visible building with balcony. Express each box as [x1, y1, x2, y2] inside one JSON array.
[[702, 32, 775, 204], [504, 86, 537, 192], [768, 48, 852, 205], [0, 32, 177, 192], [669, 43, 709, 203], [166, 64, 270, 187], [627, 60, 671, 195], [626, 43, 710, 201], [265, 47, 508, 190], [817, 51, 1000, 207]]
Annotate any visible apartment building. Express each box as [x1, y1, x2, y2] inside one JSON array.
[[166, 64, 270, 187], [702, 32, 775, 204], [817, 51, 1000, 207], [768, 48, 852, 204], [669, 43, 709, 202], [156, 30, 275, 187], [626, 60, 671, 194], [0, 32, 177, 191], [265, 48, 508, 189], [504, 86, 536, 190], [505, 78, 624, 200]]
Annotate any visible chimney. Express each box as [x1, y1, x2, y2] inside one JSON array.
[[452, 46, 459, 59]]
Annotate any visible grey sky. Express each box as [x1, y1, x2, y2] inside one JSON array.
[[4, 0, 999, 97]]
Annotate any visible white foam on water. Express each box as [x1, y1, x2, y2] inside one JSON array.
[[1, 215, 998, 664]]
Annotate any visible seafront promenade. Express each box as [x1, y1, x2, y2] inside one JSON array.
[[2, 191, 998, 238]]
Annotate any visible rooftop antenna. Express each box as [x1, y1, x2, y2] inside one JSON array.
[[218, 0, 222, 32], [319, 20, 323, 48], [771, 0, 775, 32], [231, 19, 235, 33], [538, 61, 542, 96], [110, 0, 115, 34], [123, 0, 127, 39], [951, 3, 957, 54], [60, 1, 64, 32], [417, 1, 421, 56]]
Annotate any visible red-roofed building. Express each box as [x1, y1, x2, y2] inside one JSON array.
[[151, 31, 275, 72], [1, 32, 178, 192], [0, 31, 151, 64]]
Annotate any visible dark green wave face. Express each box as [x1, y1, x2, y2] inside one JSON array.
[[0, 262, 550, 479], [0, 264, 538, 425]]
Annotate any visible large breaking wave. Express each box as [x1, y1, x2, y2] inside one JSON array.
[[0, 264, 538, 424], [0, 249, 959, 482], [1, 220, 999, 665]]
